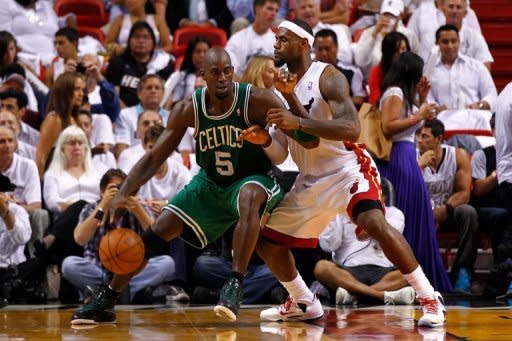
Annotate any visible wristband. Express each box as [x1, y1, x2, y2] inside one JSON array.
[[94, 208, 104, 221], [298, 117, 303, 131]]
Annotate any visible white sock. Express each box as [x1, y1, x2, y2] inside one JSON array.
[[281, 273, 314, 303], [403, 266, 435, 298]]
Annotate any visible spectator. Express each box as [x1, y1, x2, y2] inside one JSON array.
[[76, 110, 116, 177], [0, 173, 32, 307], [61, 168, 175, 303], [418, 119, 478, 293], [81, 54, 121, 123], [368, 32, 410, 105], [313, 183, 415, 305], [106, 0, 173, 55], [471, 114, 512, 264], [162, 37, 211, 110], [319, 0, 350, 25], [0, 89, 39, 147], [226, 0, 280, 77], [354, 0, 418, 77], [114, 74, 168, 156], [296, 0, 353, 66], [241, 55, 276, 91], [105, 21, 174, 108], [313, 29, 366, 107], [0, 126, 49, 257], [377, 52, 452, 292], [36, 72, 85, 176], [0, 111, 35, 159], [227, 0, 289, 23], [164, 0, 234, 35], [45, 28, 79, 87]]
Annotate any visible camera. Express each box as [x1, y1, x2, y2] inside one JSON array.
[[76, 62, 87, 74]]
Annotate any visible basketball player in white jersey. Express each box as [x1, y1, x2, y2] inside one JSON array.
[[239, 19, 447, 327]]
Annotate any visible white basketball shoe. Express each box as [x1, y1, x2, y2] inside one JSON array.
[[417, 291, 446, 328], [260, 295, 324, 322]]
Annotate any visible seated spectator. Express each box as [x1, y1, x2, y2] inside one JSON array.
[[368, 32, 410, 105], [225, 0, 279, 77], [76, 110, 116, 177], [162, 37, 211, 110], [313, 29, 367, 107], [0, 89, 39, 147], [241, 55, 276, 91], [81, 54, 121, 123], [45, 28, 79, 87], [0, 173, 32, 307], [61, 168, 175, 303], [106, 0, 173, 55], [164, 0, 234, 35], [425, 24, 497, 153], [0, 111, 35, 159], [313, 180, 415, 305], [417, 119, 478, 293], [354, 0, 418, 77], [105, 21, 174, 108], [227, 0, 289, 24], [471, 114, 512, 264], [296, 0, 353, 67], [36, 72, 85, 176], [0, 126, 49, 257]]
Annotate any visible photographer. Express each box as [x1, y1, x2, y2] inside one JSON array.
[[0, 173, 32, 308], [44, 28, 80, 88]]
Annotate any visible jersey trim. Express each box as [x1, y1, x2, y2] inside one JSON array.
[[192, 91, 200, 138], [201, 82, 239, 120], [243, 83, 252, 127], [164, 204, 208, 248]]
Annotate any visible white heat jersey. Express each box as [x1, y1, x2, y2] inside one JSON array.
[[288, 61, 354, 178], [423, 145, 456, 207]]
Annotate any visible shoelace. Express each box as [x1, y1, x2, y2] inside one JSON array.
[[418, 297, 438, 314], [279, 296, 295, 313]]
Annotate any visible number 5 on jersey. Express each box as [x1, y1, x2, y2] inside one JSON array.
[[215, 151, 234, 176]]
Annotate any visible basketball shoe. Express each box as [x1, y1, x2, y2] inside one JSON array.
[[383, 286, 416, 305], [71, 287, 119, 325], [417, 291, 446, 328], [260, 295, 324, 321], [335, 287, 357, 305], [214, 278, 243, 322]]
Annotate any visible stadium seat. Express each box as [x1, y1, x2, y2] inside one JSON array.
[[54, 0, 108, 27], [172, 27, 227, 58]]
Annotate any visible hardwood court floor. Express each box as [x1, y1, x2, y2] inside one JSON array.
[[1, 302, 511, 340]]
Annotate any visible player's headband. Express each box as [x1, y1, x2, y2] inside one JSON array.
[[277, 20, 314, 48]]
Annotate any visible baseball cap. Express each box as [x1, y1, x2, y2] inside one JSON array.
[[380, 0, 404, 17]]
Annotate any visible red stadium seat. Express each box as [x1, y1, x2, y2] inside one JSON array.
[[172, 27, 227, 58], [54, 0, 108, 27]]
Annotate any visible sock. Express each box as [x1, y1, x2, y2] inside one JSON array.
[[280, 273, 314, 303], [107, 285, 121, 298], [231, 271, 244, 282], [403, 266, 435, 298]]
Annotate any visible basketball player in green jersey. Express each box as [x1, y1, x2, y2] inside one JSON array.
[[71, 48, 288, 324]]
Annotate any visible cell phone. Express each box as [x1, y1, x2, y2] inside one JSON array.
[[76, 63, 87, 74]]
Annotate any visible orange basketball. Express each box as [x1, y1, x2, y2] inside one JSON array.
[[99, 228, 145, 275]]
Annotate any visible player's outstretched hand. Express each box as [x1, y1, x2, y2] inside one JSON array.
[[267, 108, 300, 130], [274, 69, 297, 95], [238, 125, 271, 146]]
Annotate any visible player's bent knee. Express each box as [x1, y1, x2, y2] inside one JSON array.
[[357, 210, 387, 235], [314, 260, 334, 278]]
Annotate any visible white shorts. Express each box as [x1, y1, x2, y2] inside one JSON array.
[[262, 144, 384, 247]]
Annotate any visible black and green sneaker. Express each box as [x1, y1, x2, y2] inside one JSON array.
[[71, 287, 120, 325], [213, 278, 243, 322]]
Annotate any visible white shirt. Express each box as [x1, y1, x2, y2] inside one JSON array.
[[495, 82, 512, 184], [379, 87, 422, 143], [425, 53, 497, 111], [422, 145, 457, 207], [137, 159, 191, 201], [114, 105, 169, 146], [312, 22, 353, 66], [19, 122, 39, 147], [471, 148, 490, 180], [92, 151, 117, 177], [91, 114, 115, 146], [16, 140, 36, 160], [119, 14, 160, 46], [225, 25, 276, 75], [118, 143, 183, 174], [354, 22, 419, 77], [319, 207, 404, 267], [0, 203, 31, 267], [2, 154, 41, 205], [43, 170, 100, 214], [162, 71, 197, 106]]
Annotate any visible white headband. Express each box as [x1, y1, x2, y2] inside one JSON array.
[[278, 20, 314, 48]]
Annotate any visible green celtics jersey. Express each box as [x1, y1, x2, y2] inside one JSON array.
[[192, 82, 272, 186]]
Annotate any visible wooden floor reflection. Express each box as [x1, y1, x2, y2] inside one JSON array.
[[1, 304, 511, 340]]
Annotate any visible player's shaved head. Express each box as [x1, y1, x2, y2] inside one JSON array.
[[202, 47, 234, 99], [204, 47, 232, 70]]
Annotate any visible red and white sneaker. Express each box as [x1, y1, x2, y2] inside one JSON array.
[[417, 291, 446, 328], [260, 295, 324, 322]]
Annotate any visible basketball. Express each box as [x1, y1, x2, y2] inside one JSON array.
[[99, 228, 145, 275]]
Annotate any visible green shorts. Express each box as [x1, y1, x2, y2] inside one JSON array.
[[166, 170, 283, 248]]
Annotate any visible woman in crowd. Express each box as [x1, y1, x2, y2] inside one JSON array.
[[241, 55, 276, 90], [377, 51, 452, 292], [368, 32, 410, 105], [106, 21, 174, 108], [35, 72, 85, 176], [162, 37, 211, 110], [106, 0, 173, 55]]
